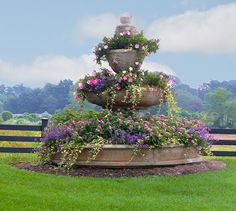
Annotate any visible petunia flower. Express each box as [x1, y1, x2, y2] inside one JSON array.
[[134, 44, 140, 49], [115, 86, 121, 91], [167, 79, 173, 87], [78, 82, 84, 89], [74, 95, 79, 101], [106, 69, 113, 74]]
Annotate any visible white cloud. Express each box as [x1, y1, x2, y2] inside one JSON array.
[[73, 13, 119, 43], [73, 13, 145, 44], [0, 56, 174, 87], [0, 54, 98, 87], [147, 3, 236, 53]]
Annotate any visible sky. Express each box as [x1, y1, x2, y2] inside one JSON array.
[[0, 0, 236, 88]]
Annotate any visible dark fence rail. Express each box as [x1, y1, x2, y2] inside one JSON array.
[[0, 118, 48, 153], [209, 128, 236, 157], [0, 123, 235, 156]]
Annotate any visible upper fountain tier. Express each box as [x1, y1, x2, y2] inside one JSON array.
[[115, 16, 137, 35]]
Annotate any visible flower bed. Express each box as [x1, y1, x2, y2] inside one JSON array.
[[38, 110, 214, 169]]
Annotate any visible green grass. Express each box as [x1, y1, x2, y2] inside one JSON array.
[[212, 145, 236, 151], [0, 154, 235, 211]]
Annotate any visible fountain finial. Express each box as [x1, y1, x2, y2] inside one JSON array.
[[115, 16, 137, 35]]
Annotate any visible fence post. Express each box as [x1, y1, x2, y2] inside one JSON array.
[[41, 118, 48, 132]]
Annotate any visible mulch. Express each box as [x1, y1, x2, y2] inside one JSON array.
[[11, 160, 226, 178]]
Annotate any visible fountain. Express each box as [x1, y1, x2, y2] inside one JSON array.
[[39, 16, 214, 168]]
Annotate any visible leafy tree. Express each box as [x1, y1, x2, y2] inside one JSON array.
[[204, 87, 233, 128], [174, 90, 204, 112], [1, 111, 13, 121]]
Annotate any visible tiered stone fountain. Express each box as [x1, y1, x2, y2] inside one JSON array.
[[54, 16, 202, 167]]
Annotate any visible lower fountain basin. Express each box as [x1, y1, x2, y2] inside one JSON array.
[[52, 144, 202, 167]]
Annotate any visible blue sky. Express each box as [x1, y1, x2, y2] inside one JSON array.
[[0, 0, 235, 88]]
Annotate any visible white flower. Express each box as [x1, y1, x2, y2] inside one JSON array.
[[129, 67, 133, 71], [122, 70, 127, 74]]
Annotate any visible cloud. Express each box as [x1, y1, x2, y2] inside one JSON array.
[[73, 13, 145, 44], [0, 54, 98, 87], [147, 3, 236, 53], [0, 56, 174, 87], [73, 13, 119, 43]]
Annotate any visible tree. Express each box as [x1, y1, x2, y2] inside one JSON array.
[[204, 87, 233, 128], [1, 111, 13, 121]]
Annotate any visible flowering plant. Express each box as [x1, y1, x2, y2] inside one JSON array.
[[75, 68, 172, 101], [38, 109, 215, 168], [94, 32, 159, 65]]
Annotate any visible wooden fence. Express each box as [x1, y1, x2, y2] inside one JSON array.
[[209, 129, 236, 157], [0, 118, 48, 153], [0, 121, 235, 156]]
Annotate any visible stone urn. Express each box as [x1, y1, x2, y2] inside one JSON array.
[[52, 144, 202, 167], [86, 86, 164, 109], [115, 16, 137, 35], [106, 49, 145, 73]]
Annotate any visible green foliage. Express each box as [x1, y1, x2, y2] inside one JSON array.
[[3, 80, 73, 114], [1, 111, 13, 121], [174, 90, 204, 112], [95, 32, 159, 64], [204, 87, 236, 128], [143, 72, 169, 89], [51, 108, 98, 124]]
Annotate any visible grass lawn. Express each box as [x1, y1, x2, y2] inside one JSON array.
[[0, 154, 235, 211]]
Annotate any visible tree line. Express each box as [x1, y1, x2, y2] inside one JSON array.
[[0, 78, 236, 128]]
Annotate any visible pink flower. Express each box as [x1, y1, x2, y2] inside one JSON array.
[[122, 76, 127, 81], [118, 77, 123, 83], [87, 79, 97, 85], [78, 82, 84, 89], [135, 61, 139, 66], [167, 79, 173, 87], [134, 44, 140, 49], [119, 32, 124, 36], [106, 69, 113, 74], [128, 79, 133, 83], [74, 95, 79, 101], [126, 31, 131, 35], [159, 74, 163, 80], [115, 86, 121, 91], [104, 44, 108, 49]]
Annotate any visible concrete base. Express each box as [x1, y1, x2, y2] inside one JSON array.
[[52, 144, 202, 167]]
